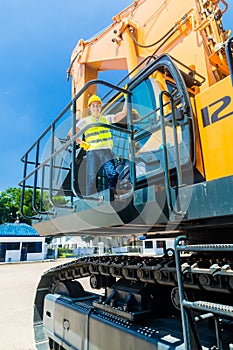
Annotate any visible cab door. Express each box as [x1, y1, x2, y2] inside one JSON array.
[[127, 54, 195, 218]]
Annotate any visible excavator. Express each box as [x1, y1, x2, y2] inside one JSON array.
[[19, 0, 233, 349]]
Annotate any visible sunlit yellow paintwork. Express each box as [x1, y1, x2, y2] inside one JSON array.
[[196, 76, 233, 181]]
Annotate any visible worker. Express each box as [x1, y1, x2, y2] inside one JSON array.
[[68, 94, 127, 200]]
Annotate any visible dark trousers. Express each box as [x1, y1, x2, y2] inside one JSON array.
[[86, 148, 117, 196]]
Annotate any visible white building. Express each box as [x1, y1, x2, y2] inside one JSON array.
[[0, 223, 47, 262]]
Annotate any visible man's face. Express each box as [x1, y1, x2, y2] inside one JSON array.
[[90, 102, 102, 117]]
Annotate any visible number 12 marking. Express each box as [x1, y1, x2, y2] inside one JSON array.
[[201, 96, 233, 127]]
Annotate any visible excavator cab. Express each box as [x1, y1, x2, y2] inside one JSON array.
[[114, 57, 194, 190]]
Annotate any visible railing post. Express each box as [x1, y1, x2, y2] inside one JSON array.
[[71, 99, 78, 199], [49, 123, 55, 207], [127, 92, 136, 191], [32, 141, 40, 213], [159, 90, 183, 215], [226, 36, 233, 86], [20, 153, 41, 221], [159, 91, 173, 213]]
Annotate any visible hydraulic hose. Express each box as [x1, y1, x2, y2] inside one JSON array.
[[129, 23, 178, 49]]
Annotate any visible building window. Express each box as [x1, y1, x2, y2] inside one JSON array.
[[22, 242, 42, 253], [0, 242, 20, 250], [0, 242, 21, 262]]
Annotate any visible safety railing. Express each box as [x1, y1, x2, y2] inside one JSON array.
[[19, 53, 195, 221], [19, 79, 131, 220]]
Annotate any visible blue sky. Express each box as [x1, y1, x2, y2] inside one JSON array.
[[0, 0, 232, 191]]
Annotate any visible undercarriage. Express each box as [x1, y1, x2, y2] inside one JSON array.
[[34, 241, 233, 350]]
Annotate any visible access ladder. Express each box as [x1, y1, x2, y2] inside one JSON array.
[[174, 237, 233, 350]]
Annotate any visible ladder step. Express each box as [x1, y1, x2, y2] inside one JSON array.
[[183, 300, 233, 318], [176, 243, 233, 252]]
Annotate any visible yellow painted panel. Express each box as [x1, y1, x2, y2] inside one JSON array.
[[196, 76, 233, 181]]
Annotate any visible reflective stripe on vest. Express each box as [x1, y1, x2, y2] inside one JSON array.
[[84, 116, 113, 150]]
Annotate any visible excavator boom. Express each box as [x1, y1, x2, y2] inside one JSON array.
[[70, 0, 230, 110]]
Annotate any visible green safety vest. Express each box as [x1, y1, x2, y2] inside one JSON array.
[[84, 115, 113, 150]]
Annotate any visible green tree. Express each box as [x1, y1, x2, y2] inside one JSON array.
[[0, 187, 22, 224], [0, 187, 67, 225]]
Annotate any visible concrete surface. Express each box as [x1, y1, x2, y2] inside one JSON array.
[[0, 258, 75, 350]]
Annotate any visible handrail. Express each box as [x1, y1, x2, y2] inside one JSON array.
[[48, 123, 74, 209], [20, 153, 42, 221], [226, 36, 233, 86], [127, 89, 136, 192], [38, 165, 56, 215], [27, 80, 128, 166], [20, 122, 132, 207], [32, 141, 40, 213], [159, 90, 182, 216], [20, 79, 129, 163], [159, 91, 172, 213], [127, 54, 195, 169], [19, 78, 131, 213], [31, 141, 55, 215], [20, 162, 55, 220]]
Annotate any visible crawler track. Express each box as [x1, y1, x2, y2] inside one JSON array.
[[33, 252, 233, 349]]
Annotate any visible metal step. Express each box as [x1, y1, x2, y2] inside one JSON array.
[[183, 300, 233, 318], [176, 243, 233, 253]]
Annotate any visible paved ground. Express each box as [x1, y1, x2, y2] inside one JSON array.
[[0, 258, 74, 350]]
